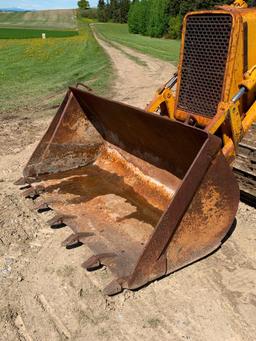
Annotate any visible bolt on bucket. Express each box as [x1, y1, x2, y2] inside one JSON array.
[[17, 88, 240, 295]]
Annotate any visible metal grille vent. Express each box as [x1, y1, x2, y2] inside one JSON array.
[[177, 14, 232, 118]]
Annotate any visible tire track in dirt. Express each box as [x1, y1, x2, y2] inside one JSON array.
[[91, 25, 176, 109]]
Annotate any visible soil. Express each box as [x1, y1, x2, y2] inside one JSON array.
[[0, 31, 255, 341]]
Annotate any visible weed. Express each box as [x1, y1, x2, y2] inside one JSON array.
[[146, 318, 161, 328]]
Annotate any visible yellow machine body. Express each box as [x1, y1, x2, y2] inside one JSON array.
[[147, 5, 256, 163]]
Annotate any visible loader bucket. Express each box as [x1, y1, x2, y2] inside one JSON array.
[[18, 88, 240, 295]]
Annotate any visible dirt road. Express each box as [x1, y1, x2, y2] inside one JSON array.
[[0, 30, 255, 341]]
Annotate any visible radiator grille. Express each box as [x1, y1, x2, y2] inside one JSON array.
[[177, 14, 232, 118]]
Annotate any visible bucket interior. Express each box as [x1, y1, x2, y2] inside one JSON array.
[[24, 89, 210, 279]]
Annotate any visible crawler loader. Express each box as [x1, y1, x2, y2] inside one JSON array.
[[17, 0, 256, 295]]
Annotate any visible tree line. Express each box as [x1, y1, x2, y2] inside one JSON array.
[[78, 0, 256, 39], [77, 0, 130, 22], [97, 0, 130, 23], [128, 0, 232, 39], [128, 0, 256, 38]]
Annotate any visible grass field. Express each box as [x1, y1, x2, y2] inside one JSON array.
[[0, 9, 77, 29], [0, 27, 78, 39], [94, 23, 180, 64], [0, 19, 111, 115]]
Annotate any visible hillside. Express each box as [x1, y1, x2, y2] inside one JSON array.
[[0, 19, 111, 114], [0, 9, 77, 30], [0, 8, 30, 12]]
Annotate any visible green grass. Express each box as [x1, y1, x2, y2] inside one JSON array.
[[0, 27, 78, 39], [0, 20, 111, 115], [0, 9, 77, 30], [94, 23, 180, 64]]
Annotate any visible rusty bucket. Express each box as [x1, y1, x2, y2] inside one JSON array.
[[17, 88, 240, 295]]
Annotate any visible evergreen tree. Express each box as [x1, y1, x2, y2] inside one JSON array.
[[128, 0, 139, 33], [179, 0, 230, 16], [168, 14, 182, 39], [139, 0, 150, 35], [128, 0, 150, 34], [110, 0, 118, 21], [97, 0, 108, 22], [105, 0, 111, 20], [168, 0, 180, 16], [147, 0, 170, 37], [120, 0, 131, 23], [128, 0, 232, 40], [97, 0, 130, 23], [78, 0, 90, 10]]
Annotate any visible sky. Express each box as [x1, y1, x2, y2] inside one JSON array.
[[0, 0, 98, 10]]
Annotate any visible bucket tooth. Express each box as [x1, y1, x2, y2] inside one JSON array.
[[61, 232, 95, 249], [22, 185, 45, 199], [22, 187, 39, 199], [15, 177, 27, 186], [47, 214, 76, 228], [81, 253, 117, 271], [15, 177, 37, 186], [22, 188, 33, 198], [34, 201, 51, 212], [103, 279, 123, 296]]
